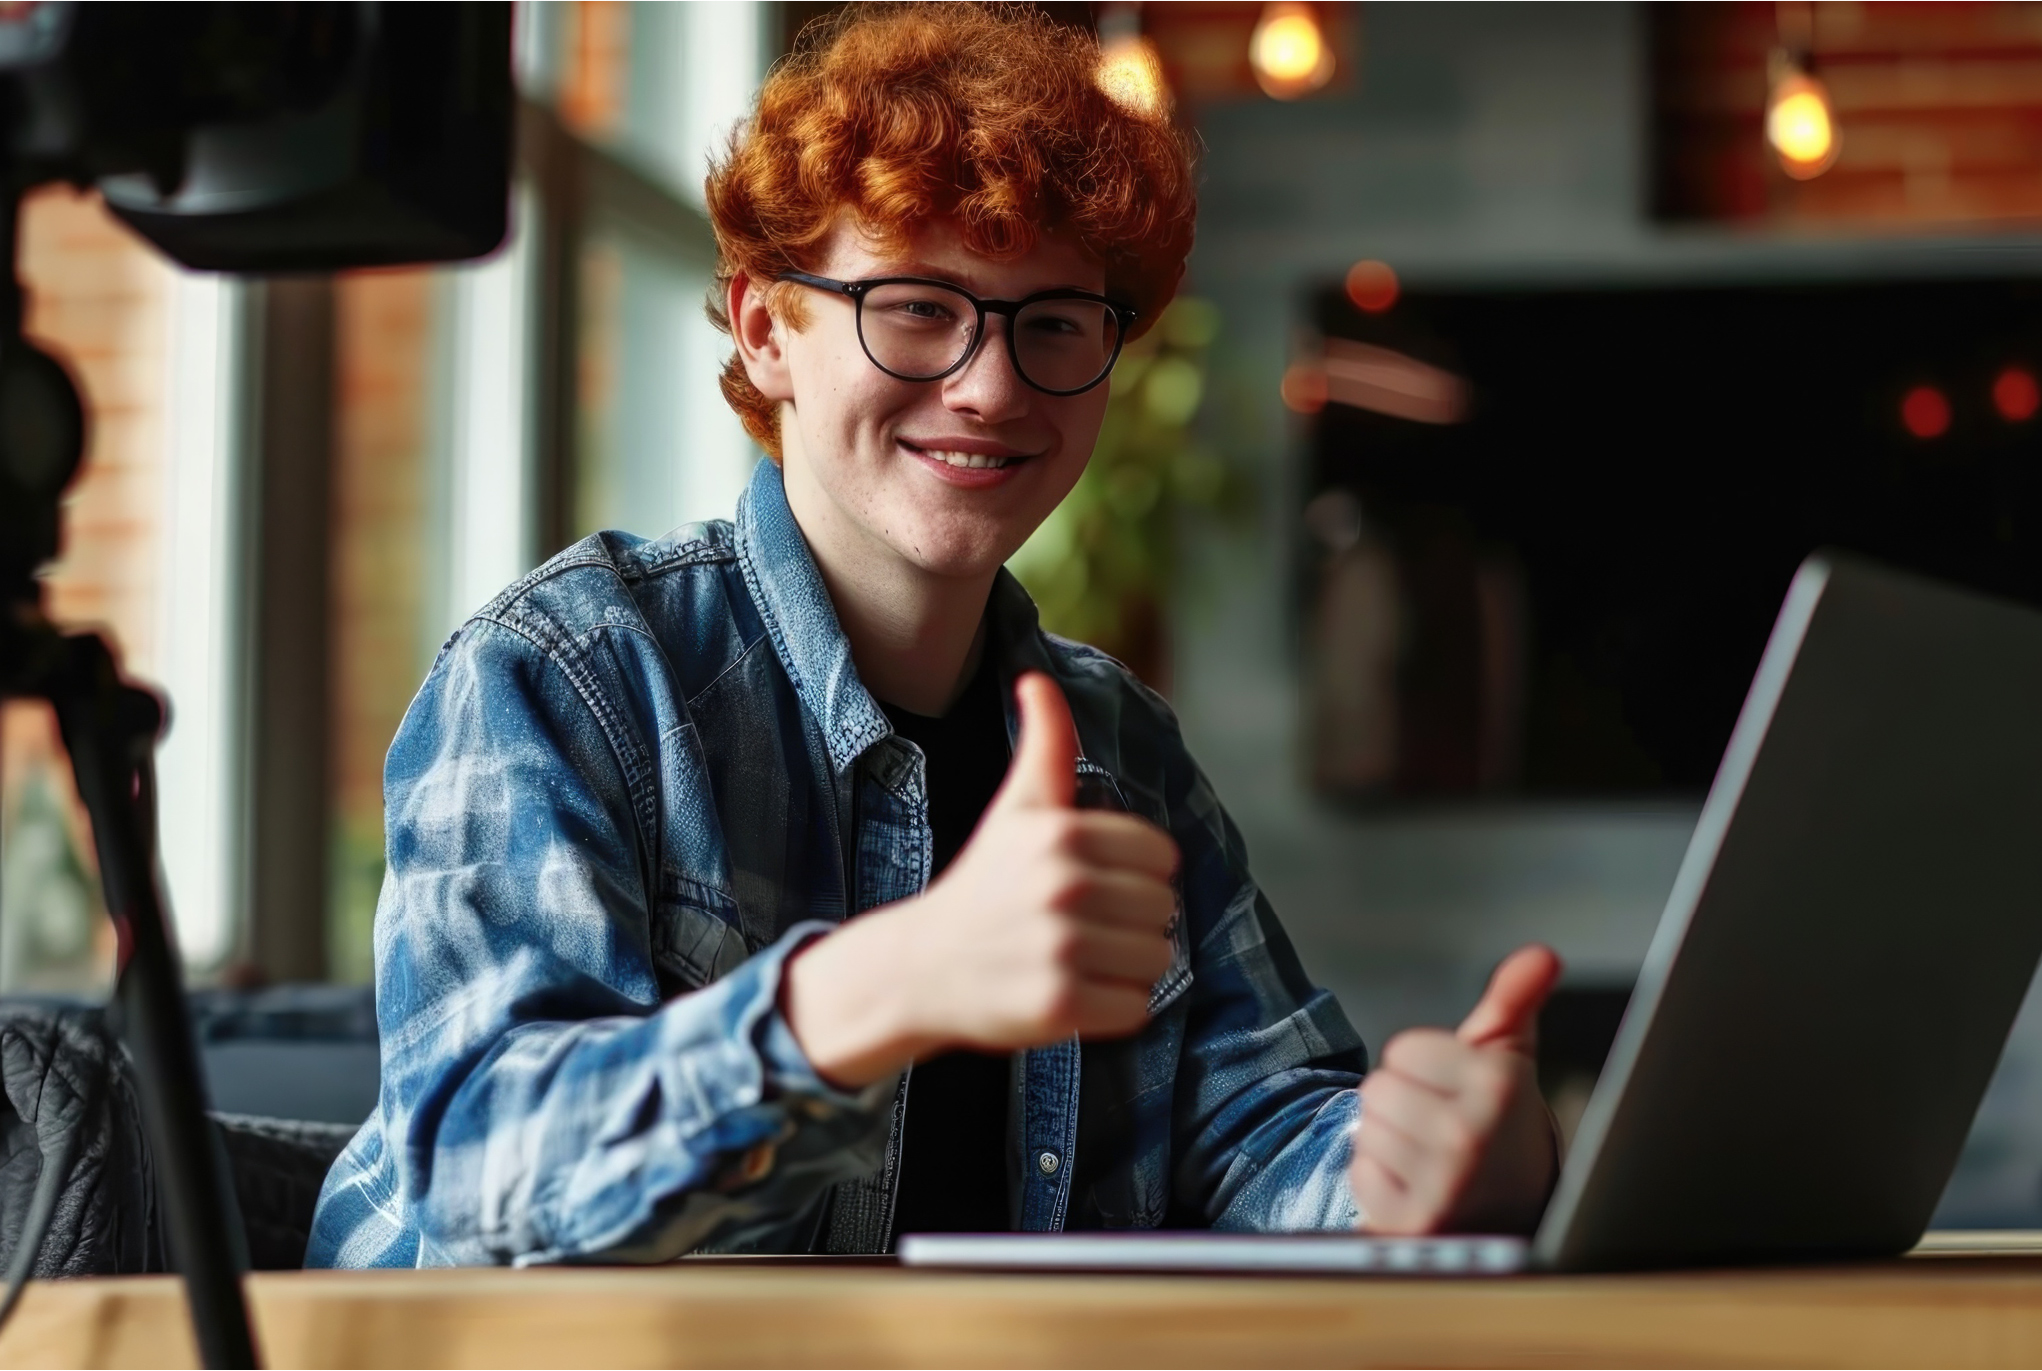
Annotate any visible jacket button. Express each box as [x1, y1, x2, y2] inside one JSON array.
[[1036, 1150, 1060, 1176]]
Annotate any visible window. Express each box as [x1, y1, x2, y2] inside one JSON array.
[[3, 3, 768, 988], [321, 1, 766, 981]]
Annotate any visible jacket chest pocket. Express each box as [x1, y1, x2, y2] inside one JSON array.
[[1073, 761, 1192, 1014], [652, 869, 749, 993]]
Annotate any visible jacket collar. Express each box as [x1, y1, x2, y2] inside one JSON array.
[[985, 565, 1055, 749], [734, 457, 1077, 774], [734, 459, 893, 776]]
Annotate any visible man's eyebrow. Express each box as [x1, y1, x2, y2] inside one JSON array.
[[882, 260, 968, 284], [880, 261, 1099, 294]]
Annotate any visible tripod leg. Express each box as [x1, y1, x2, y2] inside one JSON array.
[[51, 639, 259, 1369]]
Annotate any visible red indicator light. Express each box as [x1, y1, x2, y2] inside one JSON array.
[[1344, 260, 1399, 314], [1901, 385, 1951, 439], [1281, 363, 1328, 414], [1993, 366, 2040, 423]]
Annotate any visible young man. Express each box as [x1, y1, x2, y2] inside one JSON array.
[[307, 4, 1559, 1268]]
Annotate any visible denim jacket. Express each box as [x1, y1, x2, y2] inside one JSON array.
[[306, 460, 1366, 1268]]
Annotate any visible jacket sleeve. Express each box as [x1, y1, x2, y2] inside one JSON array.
[[1161, 713, 1368, 1232], [356, 618, 888, 1266]]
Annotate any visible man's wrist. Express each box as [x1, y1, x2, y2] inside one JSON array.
[[781, 903, 930, 1088]]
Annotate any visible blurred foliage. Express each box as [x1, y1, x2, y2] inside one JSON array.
[[0, 770, 109, 994], [1008, 296, 1246, 682], [328, 820, 383, 985]]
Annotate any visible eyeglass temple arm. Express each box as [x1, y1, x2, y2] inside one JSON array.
[[776, 270, 860, 297]]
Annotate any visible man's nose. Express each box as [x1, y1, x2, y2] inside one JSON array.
[[941, 316, 1030, 422]]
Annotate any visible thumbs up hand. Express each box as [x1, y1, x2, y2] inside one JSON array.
[[783, 673, 1180, 1087], [1349, 945, 1564, 1235]]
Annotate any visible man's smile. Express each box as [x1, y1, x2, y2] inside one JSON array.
[[927, 449, 1018, 470], [898, 436, 1044, 480]]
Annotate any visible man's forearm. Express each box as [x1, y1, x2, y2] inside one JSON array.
[[781, 909, 931, 1088]]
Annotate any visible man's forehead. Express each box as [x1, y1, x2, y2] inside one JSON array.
[[823, 216, 1105, 294]]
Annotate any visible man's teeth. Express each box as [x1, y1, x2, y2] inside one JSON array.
[[926, 449, 1014, 470]]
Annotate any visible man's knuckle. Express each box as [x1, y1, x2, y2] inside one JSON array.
[[1472, 1058, 1515, 1103], [1038, 978, 1082, 1028], [1043, 811, 1085, 852], [1441, 1116, 1481, 1162], [1381, 1031, 1424, 1067], [1041, 919, 1083, 967], [1152, 836, 1182, 875], [1042, 864, 1093, 914]]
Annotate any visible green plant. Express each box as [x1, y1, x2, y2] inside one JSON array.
[[1008, 296, 1238, 687]]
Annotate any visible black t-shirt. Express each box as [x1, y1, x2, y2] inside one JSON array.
[[880, 649, 1014, 1240]]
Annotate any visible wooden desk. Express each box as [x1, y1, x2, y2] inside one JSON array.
[[6, 1238, 2042, 1368]]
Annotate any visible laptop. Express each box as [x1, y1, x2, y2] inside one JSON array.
[[901, 552, 2042, 1275]]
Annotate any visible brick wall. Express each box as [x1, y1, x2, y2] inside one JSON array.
[[327, 269, 438, 983], [1657, 1, 2042, 224]]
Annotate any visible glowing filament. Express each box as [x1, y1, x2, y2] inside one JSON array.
[[1766, 72, 1839, 180], [1251, 3, 1334, 100]]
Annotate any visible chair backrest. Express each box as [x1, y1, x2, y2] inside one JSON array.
[[0, 1000, 360, 1275], [0, 1003, 160, 1278]]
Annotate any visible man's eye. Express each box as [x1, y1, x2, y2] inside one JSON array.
[[891, 299, 958, 323], [1026, 312, 1088, 338]]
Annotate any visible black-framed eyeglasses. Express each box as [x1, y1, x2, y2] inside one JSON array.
[[776, 271, 1138, 397]]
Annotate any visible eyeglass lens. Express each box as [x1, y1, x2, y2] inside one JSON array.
[[858, 281, 1122, 393]]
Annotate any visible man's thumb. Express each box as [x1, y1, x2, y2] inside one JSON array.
[[1456, 944, 1563, 1053], [994, 672, 1077, 811]]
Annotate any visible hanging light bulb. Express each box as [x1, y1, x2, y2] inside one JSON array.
[[1096, 4, 1169, 118], [1767, 69, 1839, 179], [1251, 2, 1335, 101], [1765, 40, 1839, 181]]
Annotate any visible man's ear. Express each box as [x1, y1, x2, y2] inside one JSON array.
[[730, 272, 795, 404]]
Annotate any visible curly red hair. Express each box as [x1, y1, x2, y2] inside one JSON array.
[[704, 2, 1199, 457]]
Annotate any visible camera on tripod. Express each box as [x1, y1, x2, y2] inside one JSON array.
[[0, 7, 512, 1365], [1, 2, 510, 594]]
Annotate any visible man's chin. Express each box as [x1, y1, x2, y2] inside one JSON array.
[[883, 522, 1029, 584]]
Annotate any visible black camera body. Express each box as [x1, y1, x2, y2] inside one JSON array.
[[0, 0, 512, 591]]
